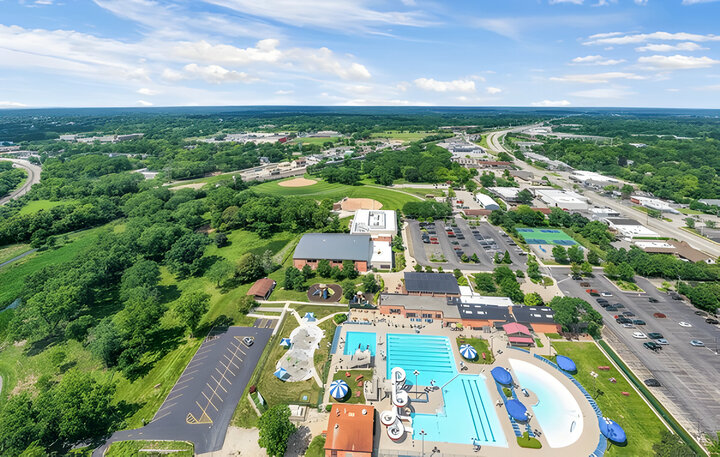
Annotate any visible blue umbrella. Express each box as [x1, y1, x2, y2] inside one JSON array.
[[459, 344, 478, 360], [506, 399, 529, 422], [280, 338, 292, 348], [556, 355, 577, 372], [329, 380, 349, 399], [274, 367, 290, 381], [304, 312, 316, 322], [491, 367, 513, 385], [599, 417, 627, 443]]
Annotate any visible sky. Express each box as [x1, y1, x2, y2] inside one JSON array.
[[0, 0, 719, 108]]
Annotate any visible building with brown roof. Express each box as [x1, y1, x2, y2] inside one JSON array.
[[247, 278, 276, 300], [635, 240, 715, 264], [324, 404, 375, 457]]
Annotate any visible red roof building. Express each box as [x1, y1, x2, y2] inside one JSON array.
[[324, 404, 375, 457], [247, 278, 276, 300], [503, 322, 534, 347]]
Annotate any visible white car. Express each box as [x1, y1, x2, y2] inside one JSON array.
[[678, 321, 693, 328], [690, 340, 705, 347], [656, 339, 669, 345], [622, 323, 635, 329], [632, 332, 647, 339], [601, 292, 613, 297]]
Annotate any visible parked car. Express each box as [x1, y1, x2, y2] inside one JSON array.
[[644, 378, 662, 387], [653, 313, 667, 318], [690, 340, 705, 347], [243, 336, 254, 347], [616, 317, 632, 324], [644, 341, 661, 351], [597, 298, 608, 304], [613, 303, 625, 309], [678, 321, 692, 328], [585, 289, 599, 294], [632, 332, 647, 339], [656, 339, 669, 345], [622, 323, 635, 329], [601, 292, 613, 297], [632, 319, 646, 326], [670, 293, 682, 300], [580, 282, 591, 287], [572, 275, 582, 280], [648, 332, 664, 339], [694, 310, 708, 316], [706, 318, 720, 325], [648, 297, 659, 303], [599, 302, 610, 308], [606, 306, 618, 312], [622, 311, 635, 317]]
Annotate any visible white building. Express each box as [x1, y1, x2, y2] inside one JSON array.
[[370, 240, 394, 270], [631, 196, 680, 214], [458, 288, 515, 307], [604, 217, 658, 239], [488, 187, 522, 202], [535, 189, 589, 211], [350, 210, 397, 239], [588, 207, 621, 219], [474, 193, 500, 210], [570, 170, 619, 185]]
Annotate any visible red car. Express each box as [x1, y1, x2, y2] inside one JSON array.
[[585, 289, 599, 294], [653, 313, 667, 318]]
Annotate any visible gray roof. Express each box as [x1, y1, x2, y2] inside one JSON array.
[[511, 306, 557, 324], [455, 302, 511, 321], [699, 199, 720, 207], [404, 272, 461, 295], [293, 233, 371, 262], [605, 217, 642, 226], [379, 294, 460, 319]]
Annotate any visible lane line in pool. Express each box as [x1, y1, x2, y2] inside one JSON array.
[[462, 379, 487, 442], [473, 379, 497, 443]]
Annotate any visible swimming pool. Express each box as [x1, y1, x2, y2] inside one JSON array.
[[412, 374, 508, 447], [509, 358, 583, 448], [386, 334, 456, 385], [344, 331, 376, 356]]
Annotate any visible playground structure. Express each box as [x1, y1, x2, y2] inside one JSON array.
[[380, 367, 413, 441], [307, 283, 342, 303]]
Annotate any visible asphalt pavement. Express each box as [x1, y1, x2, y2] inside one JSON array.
[[93, 325, 273, 455], [553, 268, 720, 436], [0, 158, 42, 205]]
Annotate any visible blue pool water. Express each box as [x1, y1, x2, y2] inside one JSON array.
[[344, 331, 376, 356], [386, 334, 456, 386]]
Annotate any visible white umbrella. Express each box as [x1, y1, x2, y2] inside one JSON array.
[[460, 344, 478, 360], [329, 380, 349, 399]]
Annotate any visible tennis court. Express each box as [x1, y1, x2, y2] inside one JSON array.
[[516, 227, 577, 246]]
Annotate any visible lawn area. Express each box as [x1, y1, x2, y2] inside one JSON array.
[[252, 178, 420, 211], [18, 199, 77, 215], [292, 137, 341, 145], [677, 207, 703, 215], [330, 369, 372, 403], [551, 342, 666, 456], [205, 229, 298, 264], [294, 304, 347, 321], [369, 130, 434, 142], [0, 243, 31, 264], [456, 337, 494, 364], [401, 187, 446, 198], [306, 435, 326, 457], [0, 224, 110, 308], [477, 134, 490, 150], [609, 278, 644, 292], [105, 440, 193, 457], [231, 395, 260, 429]]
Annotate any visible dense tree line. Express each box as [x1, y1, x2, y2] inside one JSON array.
[[0, 162, 26, 198], [402, 201, 453, 219], [548, 296, 603, 338]]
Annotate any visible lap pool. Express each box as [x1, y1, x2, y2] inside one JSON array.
[[344, 331, 376, 356], [509, 358, 583, 448], [386, 334, 456, 385]]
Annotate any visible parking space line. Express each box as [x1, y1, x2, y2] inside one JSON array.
[[153, 411, 172, 422], [223, 353, 241, 369]]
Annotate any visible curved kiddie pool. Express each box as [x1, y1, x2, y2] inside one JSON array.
[[509, 358, 584, 448]]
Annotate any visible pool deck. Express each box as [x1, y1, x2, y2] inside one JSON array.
[[325, 309, 603, 456]]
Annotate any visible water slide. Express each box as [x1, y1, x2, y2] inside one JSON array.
[[381, 367, 413, 440]]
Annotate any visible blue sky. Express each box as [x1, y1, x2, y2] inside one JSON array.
[[0, 0, 719, 108]]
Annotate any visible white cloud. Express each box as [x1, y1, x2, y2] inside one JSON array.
[[414, 78, 476, 92], [584, 31, 720, 45], [635, 42, 705, 52], [168, 63, 258, 84], [550, 72, 645, 83], [0, 101, 27, 108], [531, 100, 571, 106], [682, 0, 720, 4], [571, 55, 625, 65], [570, 88, 633, 98], [638, 54, 720, 70], [136, 100, 153, 106], [274, 89, 294, 95], [137, 87, 160, 95], [634, 0, 648, 4], [486, 86, 502, 94], [549, 0, 584, 4]]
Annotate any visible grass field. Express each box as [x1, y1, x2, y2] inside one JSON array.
[[551, 342, 666, 456], [292, 137, 342, 145], [456, 337, 494, 364], [401, 187, 446, 198], [0, 225, 109, 308], [105, 440, 193, 457], [18, 199, 77, 215], [0, 243, 31, 264], [369, 131, 434, 142], [517, 227, 577, 246], [330, 369, 372, 404], [252, 178, 421, 211]]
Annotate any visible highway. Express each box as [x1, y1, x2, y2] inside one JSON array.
[[0, 158, 42, 205]]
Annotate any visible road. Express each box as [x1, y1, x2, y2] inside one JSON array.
[[552, 268, 720, 436], [0, 158, 41, 205], [485, 126, 720, 258]]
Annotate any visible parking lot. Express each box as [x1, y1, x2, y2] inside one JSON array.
[[93, 324, 274, 456], [554, 269, 720, 436]]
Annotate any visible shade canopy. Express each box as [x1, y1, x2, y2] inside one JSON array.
[[304, 312, 316, 321], [556, 355, 577, 372], [274, 367, 290, 381], [506, 399, 528, 422], [459, 344, 478, 360], [491, 367, 513, 385], [599, 417, 627, 443], [280, 338, 292, 347], [329, 380, 349, 399]]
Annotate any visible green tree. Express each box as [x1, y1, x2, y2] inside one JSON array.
[[604, 262, 620, 279], [283, 267, 305, 291], [175, 291, 210, 337], [342, 279, 356, 300], [618, 262, 635, 282], [567, 245, 584, 264], [685, 217, 696, 229], [0, 393, 40, 456], [342, 260, 359, 279], [165, 232, 209, 276], [470, 253, 479, 263], [494, 252, 501, 264], [258, 405, 296, 457], [414, 264, 423, 272], [516, 269, 525, 278], [237, 296, 257, 314], [517, 189, 534, 205], [425, 265, 433, 272], [316, 259, 332, 277], [581, 261, 593, 276], [207, 259, 235, 287], [706, 431, 720, 456], [236, 253, 266, 283], [19, 441, 46, 457], [479, 172, 495, 188], [301, 264, 315, 280], [706, 220, 717, 229], [570, 263, 582, 277], [552, 245, 568, 263], [586, 250, 601, 265], [362, 273, 380, 294], [466, 180, 478, 193], [524, 292, 543, 307], [120, 259, 160, 300], [620, 184, 634, 199], [502, 251, 511, 264], [453, 269, 462, 279], [652, 430, 696, 457], [474, 273, 496, 293]]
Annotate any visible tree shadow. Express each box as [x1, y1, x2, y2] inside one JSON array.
[[58, 360, 77, 373], [196, 314, 233, 336], [24, 334, 60, 357], [157, 284, 180, 304]]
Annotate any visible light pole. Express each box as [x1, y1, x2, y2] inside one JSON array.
[[414, 370, 420, 399], [420, 429, 427, 457]]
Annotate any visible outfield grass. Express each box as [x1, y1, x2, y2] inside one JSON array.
[[0, 224, 110, 308], [105, 440, 193, 457], [252, 179, 420, 211], [0, 243, 31, 264], [18, 199, 77, 215], [551, 342, 666, 456], [401, 187, 446, 198]]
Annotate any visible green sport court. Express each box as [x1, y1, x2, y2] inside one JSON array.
[[516, 228, 577, 246]]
